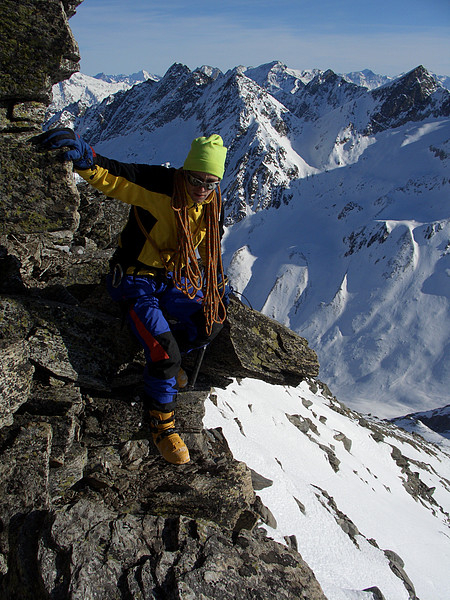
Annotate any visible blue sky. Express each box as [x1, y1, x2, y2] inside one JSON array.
[[69, 0, 450, 78]]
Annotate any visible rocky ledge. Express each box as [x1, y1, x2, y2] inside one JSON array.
[[0, 289, 323, 599]]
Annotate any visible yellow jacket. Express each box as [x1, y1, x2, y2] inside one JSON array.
[[77, 155, 223, 273]]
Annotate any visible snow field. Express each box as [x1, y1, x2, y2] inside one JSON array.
[[203, 378, 450, 600]]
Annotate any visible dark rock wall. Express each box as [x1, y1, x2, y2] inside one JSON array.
[[0, 1, 325, 598], [0, 0, 82, 238]]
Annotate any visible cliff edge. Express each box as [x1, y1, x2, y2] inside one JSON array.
[[0, 2, 324, 598]]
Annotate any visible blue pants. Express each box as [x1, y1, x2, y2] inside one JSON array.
[[107, 274, 221, 410]]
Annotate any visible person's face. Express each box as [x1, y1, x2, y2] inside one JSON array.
[[185, 171, 220, 204]]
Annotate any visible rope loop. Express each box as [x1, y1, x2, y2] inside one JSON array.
[[171, 169, 227, 335]]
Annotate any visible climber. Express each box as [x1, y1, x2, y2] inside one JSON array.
[[34, 128, 230, 465]]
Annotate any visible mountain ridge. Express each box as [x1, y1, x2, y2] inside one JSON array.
[[45, 63, 450, 132]]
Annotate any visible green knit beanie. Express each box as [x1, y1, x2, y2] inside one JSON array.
[[183, 134, 227, 179]]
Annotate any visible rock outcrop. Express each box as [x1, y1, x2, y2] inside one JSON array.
[[0, 2, 324, 598]]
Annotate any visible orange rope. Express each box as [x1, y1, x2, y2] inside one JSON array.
[[171, 169, 227, 335]]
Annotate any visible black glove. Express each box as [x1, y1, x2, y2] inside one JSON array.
[[32, 127, 95, 170]]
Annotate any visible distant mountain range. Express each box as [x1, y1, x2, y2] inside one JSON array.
[[45, 64, 450, 129], [45, 61, 450, 422]]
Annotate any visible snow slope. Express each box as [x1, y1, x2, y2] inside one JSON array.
[[222, 117, 450, 418], [203, 378, 450, 600]]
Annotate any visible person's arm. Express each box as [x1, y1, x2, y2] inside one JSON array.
[[33, 127, 175, 206], [77, 155, 174, 207]]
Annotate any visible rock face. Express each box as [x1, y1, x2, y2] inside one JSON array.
[[0, 288, 321, 598], [368, 65, 450, 133], [0, 2, 324, 598], [0, 0, 82, 237]]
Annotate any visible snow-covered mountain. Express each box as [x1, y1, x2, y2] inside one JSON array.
[[392, 404, 450, 441], [46, 62, 449, 423], [204, 377, 450, 600], [341, 68, 449, 92], [46, 63, 449, 133], [93, 69, 159, 86], [45, 70, 160, 129], [342, 68, 393, 90], [434, 73, 450, 91]]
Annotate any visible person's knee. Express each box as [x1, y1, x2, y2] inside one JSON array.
[[149, 332, 181, 379]]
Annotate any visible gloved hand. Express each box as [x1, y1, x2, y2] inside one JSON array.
[[32, 127, 95, 170]]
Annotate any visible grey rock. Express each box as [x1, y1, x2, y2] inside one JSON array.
[[193, 297, 319, 387], [363, 587, 386, 600], [253, 495, 277, 528], [333, 431, 353, 452], [27, 380, 84, 418], [0, 339, 34, 428], [49, 442, 88, 501], [22, 296, 139, 390], [0, 420, 52, 561], [0, 0, 81, 102], [76, 181, 130, 250], [294, 496, 307, 514], [313, 486, 360, 545], [0, 2, 327, 598], [2, 505, 327, 600], [287, 413, 319, 435], [250, 468, 274, 490], [384, 549, 418, 599], [391, 444, 440, 506], [284, 534, 298, 551]]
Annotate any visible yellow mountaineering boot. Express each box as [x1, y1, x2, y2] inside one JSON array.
[[149, 410, 190, 465]]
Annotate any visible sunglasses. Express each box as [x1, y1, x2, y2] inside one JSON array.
[[186, 172, 220, 191]]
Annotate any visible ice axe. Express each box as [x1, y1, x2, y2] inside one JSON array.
[[188, 345, 207, 390]]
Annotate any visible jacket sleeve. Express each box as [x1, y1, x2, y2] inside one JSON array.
[[76, 155, 175, 207]]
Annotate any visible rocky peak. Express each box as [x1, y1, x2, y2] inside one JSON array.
[[286, 68, 365, 122], [244, 61, 316, 95], [389, 65, 439, 97], [304, 68, 362, 96], [158, 62, 193, 90], [77, 62, 220, 146], [306, 68, 340, 91], [342, 68, 393, 90], [143, 62, 195, 108], [367, 65, 450, 133], [244, 60, 290, 86], [194, 64, 223, 80]]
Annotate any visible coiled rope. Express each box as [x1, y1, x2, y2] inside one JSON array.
[[171, 169, 227, 335]]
